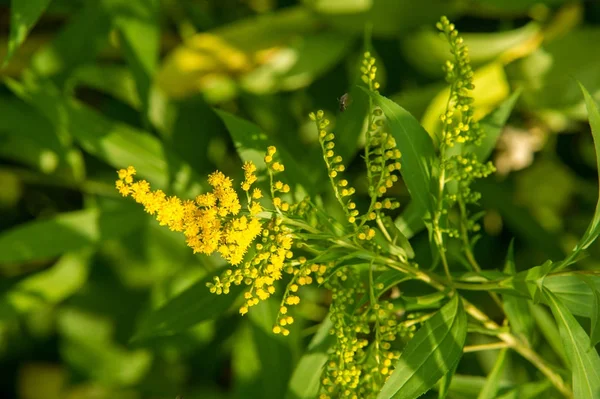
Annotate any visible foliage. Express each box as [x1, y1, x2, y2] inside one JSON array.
[[2, 1, 600, 399]]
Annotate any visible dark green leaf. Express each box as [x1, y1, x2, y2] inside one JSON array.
[[530, 303, 568, 366], [363, 89, 436, 216], [131, 270, 244, 341], [0, 204, 144, 265], [377, 295, 467, 399], [544, 288, 600, 399], [5, 0, 53, 65]]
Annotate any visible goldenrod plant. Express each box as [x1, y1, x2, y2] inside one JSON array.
[[115, 17, 600, 399]]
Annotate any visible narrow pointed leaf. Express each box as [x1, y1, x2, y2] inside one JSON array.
[[477, 348, 508, 399], [362, 89, 436, 215], [544, 288, 600, 399], [377, 295, 467, 399]]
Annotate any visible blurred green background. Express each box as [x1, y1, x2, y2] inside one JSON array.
[[1, 0, 600, 398]]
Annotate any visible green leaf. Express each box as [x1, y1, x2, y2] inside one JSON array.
[[579, 276, 600, 348], [7, 78, 202, 195], [215, 110, 316, 195], [131, 270, 244, 342], [319, 0, 460, 38], [544, 288, 600, 399], [3, 251, 90, 314], [235, 300, 297, 399], [286, 317, 334, 399], [437, 361, 458, 399], [310, 0, 372, 14], [401, 23, 540, 77], [395, 92, 519, 239], [530, 303, 568, 366], [543, 275, 600, 319], [0, 204, 144, 265], [477, 348, 508, 399], [30, 0, 112, 82], [502, 241, 535, 346], [495, 380, 552, 399], [377, 295, 467, 399], [363, 89, 436, 215], [5, 0, 53, 65], [553, 83, 600, 270], [108, 0, 160, 120]]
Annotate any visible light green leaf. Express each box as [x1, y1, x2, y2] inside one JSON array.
[[544, 288, 600, 399], [437, 361, 458, 399], [4, 251, 90, 314], [363, 89, 436, 215], [477, 348, 508, 399], [286, 317, 334, 399], [310, 0, 372, 14], [377, 295, 467, 399], [0, 204, 144, 265], [131, 270, 244, 342], [5, 0, 53, 65], [544, 275, 600, 319], [401, 23, 540, 77]]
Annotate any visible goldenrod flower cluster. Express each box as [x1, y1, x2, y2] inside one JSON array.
[[116, 165, 263, 266]]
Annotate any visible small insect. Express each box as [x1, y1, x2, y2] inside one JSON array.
[[338, 92, 351, 112]]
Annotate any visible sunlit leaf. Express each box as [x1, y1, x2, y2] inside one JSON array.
[[377, 295, 467, 399]]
